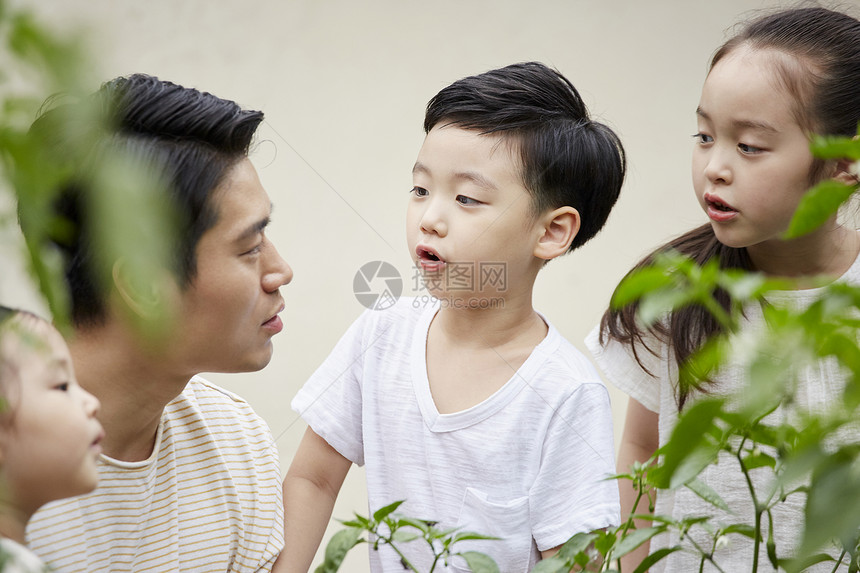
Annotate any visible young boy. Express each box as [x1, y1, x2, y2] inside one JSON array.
[[283, 62, 624, 572], [22, 75, 292, 572]]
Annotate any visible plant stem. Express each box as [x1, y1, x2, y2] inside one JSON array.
[[377, 533, 421, 573], [830, 550, 847, 573], [735, 437, 763, 573]]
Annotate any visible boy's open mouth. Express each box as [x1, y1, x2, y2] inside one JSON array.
[[416, 246, 446, 271]]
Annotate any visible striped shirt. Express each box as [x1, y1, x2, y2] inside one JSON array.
[[26, 376, 284, 572]]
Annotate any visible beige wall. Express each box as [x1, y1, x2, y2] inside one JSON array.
[[2, 1, 785, 569]]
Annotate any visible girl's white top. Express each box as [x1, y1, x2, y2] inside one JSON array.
[[586, 247, 860, 572]]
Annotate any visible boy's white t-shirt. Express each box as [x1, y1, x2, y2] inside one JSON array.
[[292, 297, 619, 572]]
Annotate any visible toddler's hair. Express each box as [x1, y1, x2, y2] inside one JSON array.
[[424, 62, 626, 252]]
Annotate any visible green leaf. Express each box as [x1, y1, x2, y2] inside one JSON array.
[[315, 528, 364, 573], [458, 551, 500, 573], [722, 523, 757, 540], [530, 558, 569, 573], [557, 531, 599, 560], [453, 531, 501, 542], [372, 500, 405, 522], [633, 546, 682, 573], [809, 133, 860, 160], [611, 266, 677, 309], [638, 289, 696, 327], [650, 399, 724, 489], [741, 450, 776, 471], [686, 477, 729, 511], [784, 180, 857, 239], [390, 529, 421, 543], [613, 526, 665, 559]]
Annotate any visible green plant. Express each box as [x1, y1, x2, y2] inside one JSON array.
[[0, 0, 179, 337], [315, 500, 500, 573]]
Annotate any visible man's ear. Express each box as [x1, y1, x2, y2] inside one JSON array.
[[533, 206, 580, 261], [111, 259, 172, 320]]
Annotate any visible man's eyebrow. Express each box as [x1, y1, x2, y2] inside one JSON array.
[[412, 162, 497, 190], [696, 107, 778, 133], [236, 204, 273, 242]]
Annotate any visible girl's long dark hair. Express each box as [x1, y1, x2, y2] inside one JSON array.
[[599, 224, 752, 409]]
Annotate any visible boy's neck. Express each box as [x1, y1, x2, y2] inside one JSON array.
[[68, 322, 194, 462], [432, 291, 544, 348], [425, 292, 547, 414]]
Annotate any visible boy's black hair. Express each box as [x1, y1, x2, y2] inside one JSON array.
[[28, 74, 264, 327], [424, 61, 626, 252]]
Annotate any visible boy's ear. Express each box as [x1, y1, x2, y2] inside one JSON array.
[[534, 206, 580, 261]]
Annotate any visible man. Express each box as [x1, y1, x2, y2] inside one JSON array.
[[23, 74, 291, 572]]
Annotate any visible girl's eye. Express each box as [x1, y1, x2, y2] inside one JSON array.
[[411, 186, 429, 197], [456, 195, 481, 206], [54, 382, 69, 392], [692, 133, 713, 144], [738, 143, 763, 154]]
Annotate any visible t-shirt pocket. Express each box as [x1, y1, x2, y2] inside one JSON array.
[[449, 487, 534, 573]]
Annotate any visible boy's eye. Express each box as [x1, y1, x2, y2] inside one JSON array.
[[692, 133, 713, 144], [456, 195, 481, 206], [411, 186, 429, 197], [738, 143, 763, 154]]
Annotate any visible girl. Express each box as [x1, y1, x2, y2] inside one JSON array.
[[0, 307, 103, 571], [587, 6, 860, 572]]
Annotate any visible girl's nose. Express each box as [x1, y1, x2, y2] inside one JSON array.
[[703, 149, 733, 185]]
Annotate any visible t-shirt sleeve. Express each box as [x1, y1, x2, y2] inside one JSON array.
[[250, 423, 285, 572], [584, 323, 664, 413], [291, 311, 371, 466], [529, 382, 620, 550]]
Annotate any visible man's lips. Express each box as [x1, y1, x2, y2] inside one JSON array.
[[262, 303, 285, 334], [704, 193, 738, 223]]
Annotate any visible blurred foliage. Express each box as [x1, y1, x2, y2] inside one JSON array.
[[0, 0, 178, 338]]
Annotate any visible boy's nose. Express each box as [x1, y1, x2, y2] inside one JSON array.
[[419, 205, 448, 237]]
